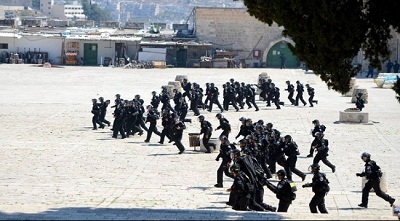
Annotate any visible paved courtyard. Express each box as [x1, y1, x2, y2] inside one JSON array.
[[0, 64, 399, 220]]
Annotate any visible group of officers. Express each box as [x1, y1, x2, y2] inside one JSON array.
[[90, 77, 394, 213], [205, 115, 395, 213]]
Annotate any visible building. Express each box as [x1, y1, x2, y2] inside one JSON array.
[[194, 7, 299, 68], [52, 4, 85, 21], [40, 0, 54, 16]]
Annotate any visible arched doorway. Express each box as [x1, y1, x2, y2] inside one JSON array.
[[265, 40, 299, 68]]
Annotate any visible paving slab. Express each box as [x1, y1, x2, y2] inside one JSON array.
[[0, 64, 399, 220]]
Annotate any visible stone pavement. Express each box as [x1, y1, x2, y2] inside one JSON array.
[[0, 64, 399, 220]]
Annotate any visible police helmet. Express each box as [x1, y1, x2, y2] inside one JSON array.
[[310, 163, 320, 170], [286, 80, 290, 84], [284, 135, 292, 142], [257, 119, 264, 125], [239, 139, 247, 144], [296, 80, 300, 84], [361, 152, 371, 159], [230, 149, 241, 156], [198, 115, 205, 121], [267, 123, 273, 128], [255, 124, 264, 130], [215, 113, 222, 119], [99, 97, 104, 101], [245, 135, 253, 140], [92, 98, 97, 102], [312, 119, 320, 125], [276, 169, 286, 177], [315, 132, 324, 138], [305, 84, 310, 87], [230, 164, 240, 173], [239, 117, 247, 122], [357, 92, 363, 97], [152, 91, 157, 94], [115, 94, 121, 97]]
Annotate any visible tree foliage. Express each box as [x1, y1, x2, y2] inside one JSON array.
[[243, 0, 400, 93], [82, 0, 110, 25]]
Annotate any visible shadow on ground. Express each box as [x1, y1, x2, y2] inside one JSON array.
[[0, 207, 286, 220]]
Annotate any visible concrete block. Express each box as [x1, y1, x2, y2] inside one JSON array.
[[339, 111, 369, 123], [168, 81, 182, 92], [175, 75, 188, 82]]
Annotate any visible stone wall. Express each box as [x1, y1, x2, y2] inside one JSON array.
[[195, 7, 283, 61]]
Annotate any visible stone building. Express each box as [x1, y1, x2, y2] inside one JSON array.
[[194, 7, 300, 68]]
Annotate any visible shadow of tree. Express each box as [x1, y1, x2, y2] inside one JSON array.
[[0, 207, 286, 220]]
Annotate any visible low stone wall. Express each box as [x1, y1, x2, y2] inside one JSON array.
[[339, 110, 369, 123]]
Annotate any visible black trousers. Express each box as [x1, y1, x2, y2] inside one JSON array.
[[362, 179, 393, 206], [216, 159, 231, 184], [245, 97, 259, 110], [295, 93, 307, 106], [202, 133, 214, 152], [286, 156, 305, 180], [288, 92, 295, 105], [173, 133, 185, 152], [208, 97, 224, 112], [145, 122, 161, 141], [309, 138, 318, 156], [313, 151, 335, 171], [112, 119, 126, 138], [308, 94, 315, 106], [254, 186, 275, 211], [159, 127, 172, 143], [99, 113, 110, 126], [278, 199, 291, 212], [92, 114, 104, 129], [309, 192, 328, 213]]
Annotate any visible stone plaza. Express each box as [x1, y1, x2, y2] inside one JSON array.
[[0, 64, 399, 220]]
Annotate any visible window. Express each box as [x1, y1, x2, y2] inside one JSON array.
[[0, 44, 8, 49]]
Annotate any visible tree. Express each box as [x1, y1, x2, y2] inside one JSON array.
[[82, 0, 111, 25], [243, 0, 400, 94]]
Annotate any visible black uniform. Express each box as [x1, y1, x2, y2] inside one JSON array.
[[172, 120, 186, 154], [144, 108, 161, 142], [208, 85, 224, 112], [244, 85, 259, 111], [284, 141, 306, 181], [313, 138, 336, 173], [357, 160, 396, 207], [215, 141, 233, 186], [295, 82, 307, 106], [307, 86, 316, 107], [99, 100, 111, 126], [231, 171, 253, 211], [91, 102, 105, 130], [303, 172, 330, 213], [285, 82, 295, 105], [265, 178, 294, 212], [112, 105, 126, 139], [216, 117, 231, 139], [308, 124, 326, 157], [200, 120, 214, 152]]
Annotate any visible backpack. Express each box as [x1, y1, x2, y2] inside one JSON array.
[[371, 161, 383, 178]]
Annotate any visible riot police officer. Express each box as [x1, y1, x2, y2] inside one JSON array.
[[265, 169, 295, 212], [302, 164, 330, 213], [356, 152, 396, 208], [214, 135, 233, 188], [198, 115, 215, 153], [215, 113, 231, 139], [283, 135, 306, 181], [312, 132, 336, 173], [91, 98, 105, 130]]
